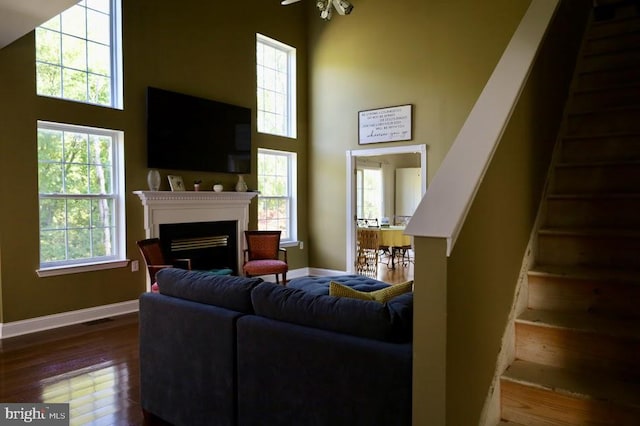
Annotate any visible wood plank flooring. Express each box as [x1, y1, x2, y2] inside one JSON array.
[[0, 266, 413, 425], [0, 313, 167, 426]]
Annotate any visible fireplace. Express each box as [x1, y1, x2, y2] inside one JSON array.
[[134, 191, 258, 288], [160, 220, 238, 274]]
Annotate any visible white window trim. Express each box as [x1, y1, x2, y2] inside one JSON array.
[[256, 33, 297, 139], [36, 121, 127, 277], [258, 148, 298, 246]]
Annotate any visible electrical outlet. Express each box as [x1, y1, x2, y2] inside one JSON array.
[[299, 241, 304, 250], [131, 260, 139, 272]]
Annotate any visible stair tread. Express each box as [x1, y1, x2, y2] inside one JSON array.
[[556, 159, 640, 168], [563, 131, 640, 140], [516, 309, 640, 339], [573, 81, 640, 94], [502, 360, 640, 407], [538, 227, 640, 238], [547, 192, 640, 200], [569, 104, 640, 116], [528, 264, 640, 282]]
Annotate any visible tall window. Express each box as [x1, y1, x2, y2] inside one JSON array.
[[36, 0, 122, 109], [37, 121, 125, 269], [257, 149, 297, 243], [256, 34, 296, 138], [356, 168, 382, 219]]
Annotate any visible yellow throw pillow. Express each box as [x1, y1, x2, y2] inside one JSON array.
[[329, 280, 413, 303]]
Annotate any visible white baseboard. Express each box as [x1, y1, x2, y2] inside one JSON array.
[[0, 299, 139, 339]]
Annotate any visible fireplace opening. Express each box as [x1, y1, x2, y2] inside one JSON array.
[[159, 220, 238, 274]]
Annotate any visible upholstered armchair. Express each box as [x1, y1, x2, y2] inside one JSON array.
[[242, 230, 288, 284]]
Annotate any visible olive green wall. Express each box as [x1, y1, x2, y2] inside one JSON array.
[[308, 0, 530, 271], [0, 0, 308, 323]]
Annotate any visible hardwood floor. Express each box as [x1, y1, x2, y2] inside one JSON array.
[[0, 265, 413, 425], [0, 313, 166, 426], [376, 249, 414, 284]]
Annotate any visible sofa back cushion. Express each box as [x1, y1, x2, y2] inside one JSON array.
[[156, 268, 263, 313], [251, 282, 412, 342]]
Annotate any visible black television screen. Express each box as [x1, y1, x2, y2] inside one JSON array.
[[146, 87, 251, 174]]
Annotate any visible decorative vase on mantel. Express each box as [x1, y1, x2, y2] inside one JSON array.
[[147, 169, 161, 191], [235, 175, 248, 192]]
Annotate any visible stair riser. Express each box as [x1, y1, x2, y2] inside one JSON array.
[[576, 67, 640, 90], [551, 164, 640, 194], [589, 16, 640, 39], [536, 233, 640, 269], [501, 379, 640, 425], [566, 108, 640, 135], [528, 274, 640, 317], [515, 322, 640, 378], [561, 135, 640, 163], [579, 50, 640, 73], [584, 32, 640, 55], [570, 86, 640, 113], [544, 197, 640, 228]]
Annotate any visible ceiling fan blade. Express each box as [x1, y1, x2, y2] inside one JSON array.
[[281, 0, 302, 5]]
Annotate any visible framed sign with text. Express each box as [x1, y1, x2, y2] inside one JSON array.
[[358, 104, 413, 144]]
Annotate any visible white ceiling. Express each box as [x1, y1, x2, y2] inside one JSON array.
[[0, 0, 77, 50]]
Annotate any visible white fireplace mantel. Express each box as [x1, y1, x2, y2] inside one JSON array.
[[133, 190, 257, 275]]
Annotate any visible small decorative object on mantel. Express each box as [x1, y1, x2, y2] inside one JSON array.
[[147, 169, 161, 191], [358, 104, 413, 144], [193, 180, 201, 191], [213, 183, 224, 192], [235, 175, 248, 192], [167, 175, 185, 191]]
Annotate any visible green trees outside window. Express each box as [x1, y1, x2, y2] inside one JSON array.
[[38, 124, 119, 266]]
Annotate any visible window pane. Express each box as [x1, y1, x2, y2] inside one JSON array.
[[39, 198, 66, 230], [87, 9, 110, 45], [91, 198, 113, 227], [86, 0, 110, 14], [41, 230, 67, 262], [36, 63, 62, 97], [68, 228, 92, 260], [88, 41, 110, 75], [88, 74, 111, 105], [61, 5, 87, 39], [36, 28, 61, 64], [40, 15, 61, 31], [62, 34, 87, 70], [62, 68, 88, 101]]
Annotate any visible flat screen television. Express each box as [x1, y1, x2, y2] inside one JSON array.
[[146, 87, 251, 174]]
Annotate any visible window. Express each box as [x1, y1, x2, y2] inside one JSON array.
[[37, 121, 125, 272], [356, 168, 382, 219], [257, 149, 297, 243], [36, 0, 122, 109], [256, 34, 296, 138]]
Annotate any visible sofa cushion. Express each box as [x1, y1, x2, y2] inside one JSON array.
[[329, 280, 413, 303], [287, 274, 390, 295], [156, 268, 263, 313], [251, 282, 412, 342]]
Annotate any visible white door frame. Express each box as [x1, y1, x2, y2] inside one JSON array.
[[345, 144, 427, 273]]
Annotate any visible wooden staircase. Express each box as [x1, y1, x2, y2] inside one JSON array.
[[499, 5, 640, 425]]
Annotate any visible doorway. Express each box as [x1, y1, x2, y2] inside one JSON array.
[[345, 144, 428, 277]]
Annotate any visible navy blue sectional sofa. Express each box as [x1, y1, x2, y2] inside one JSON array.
[[139, 269, 413, 426]]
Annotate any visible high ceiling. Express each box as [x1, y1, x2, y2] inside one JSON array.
[[0, 0, 77, 50]]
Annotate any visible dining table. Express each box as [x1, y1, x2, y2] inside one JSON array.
[[376, 226, 412, 269]]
